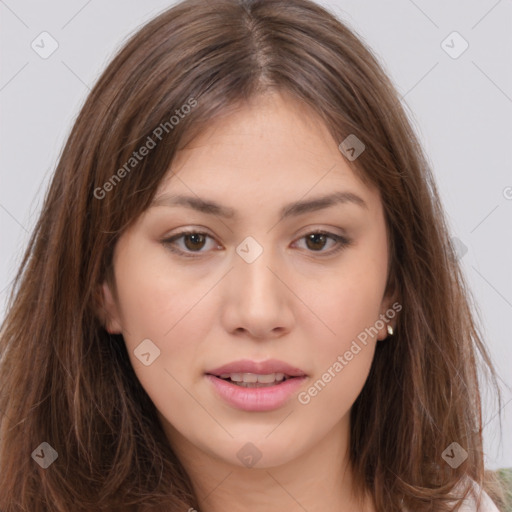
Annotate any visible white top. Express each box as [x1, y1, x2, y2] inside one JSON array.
[[403, 480, 500, 511], [458, 487, 500, 512]]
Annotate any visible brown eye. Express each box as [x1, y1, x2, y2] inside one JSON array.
[[295, 231, 352, 255], [182, 233, 207, 251], [162, 231, 217, 257], [305, 233, 329, 251]]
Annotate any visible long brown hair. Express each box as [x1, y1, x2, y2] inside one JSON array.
[[0, 0, 505, 510]]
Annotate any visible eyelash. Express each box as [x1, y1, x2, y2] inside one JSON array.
[[161, 229, 352, 258]]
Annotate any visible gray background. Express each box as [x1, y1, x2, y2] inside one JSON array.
[[1, 0, 511, 469]]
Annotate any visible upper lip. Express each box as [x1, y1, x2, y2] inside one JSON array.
[[206, 359, 307, 377]]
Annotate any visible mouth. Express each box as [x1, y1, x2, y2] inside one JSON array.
[[205, 359, 308, 411]]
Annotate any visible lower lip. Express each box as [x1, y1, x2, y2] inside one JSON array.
[[205, 375, 307, 412]]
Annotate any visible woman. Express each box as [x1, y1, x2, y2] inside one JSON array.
[[0, 0, 506, 510]]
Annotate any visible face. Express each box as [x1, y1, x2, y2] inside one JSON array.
[[100, 91, 396, 470]]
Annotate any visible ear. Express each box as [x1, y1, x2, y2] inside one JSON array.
[[95, 280, 123, 335]]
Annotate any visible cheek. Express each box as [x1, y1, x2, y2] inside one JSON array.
[[299, 252, 387, 398], [112, 239, 204, 341], [307, 261, 386, 348], [112, 245, 219, 396], [113, 259, 213, 424], [297, 284, 380, 413]]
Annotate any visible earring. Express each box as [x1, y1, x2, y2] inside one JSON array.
[[387, 325, 394, 336]]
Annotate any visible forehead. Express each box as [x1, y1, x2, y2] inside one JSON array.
[[156, 92, 380, 212]]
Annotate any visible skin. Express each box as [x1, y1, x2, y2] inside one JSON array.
[[100, 91, 397, 512]]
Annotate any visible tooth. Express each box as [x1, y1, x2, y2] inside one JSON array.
[[236, 382, 276, 388], [242, 373, 258, 383], [257, 373, 276, 383], [224, 372, 290, 385]]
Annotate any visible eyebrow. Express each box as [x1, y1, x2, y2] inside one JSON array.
[[149, 190, 368, 221]]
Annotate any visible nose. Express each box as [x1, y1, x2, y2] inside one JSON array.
[[221, 243, 294, 340]]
